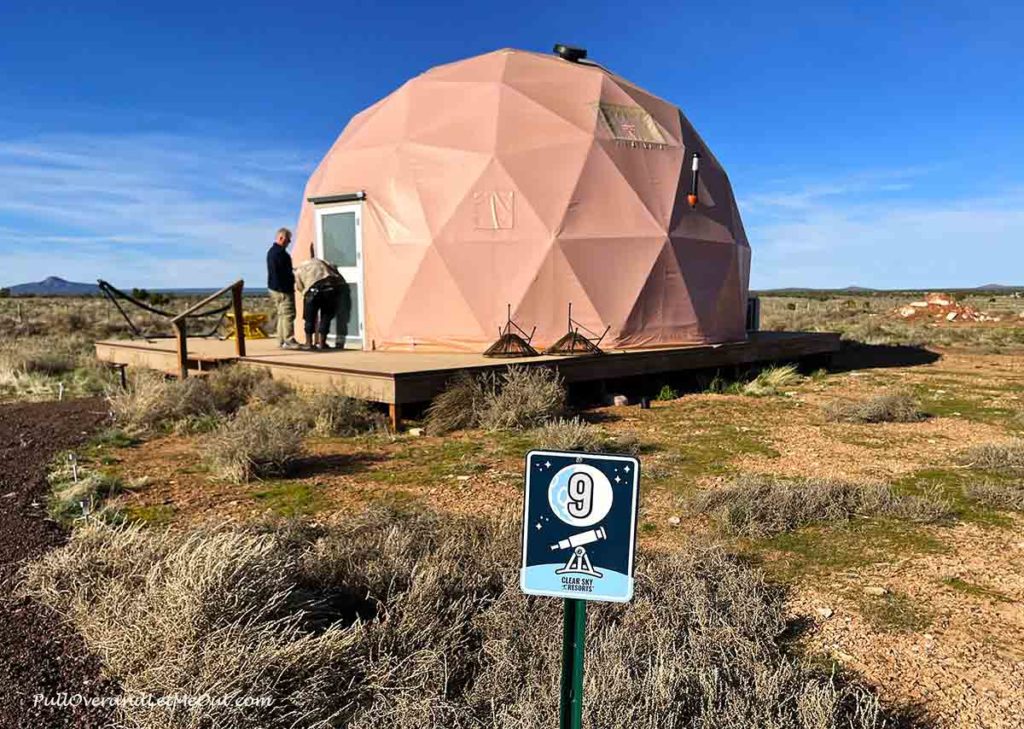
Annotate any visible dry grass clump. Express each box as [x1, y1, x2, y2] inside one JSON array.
[[534, 417, 605, 452], [108, 370, 219, 434], [205, 405, 309, 483], [742, 364, 802, 396], [0, 334, 113, 400], [825, 390, 926, 424], [206, 365, 274, 413], [248, 376, 295, 406], [965, 481, 1024, 511], [424, 372, 488, 435], [109, 366, 297, 435], [692, 475, 952, 537], [956, 439, 1024, 475], [21, 511, 890, 728], [479, 366, 565, 431], [426, 366, 565, 434], [533, 418, 644, 455], [300, 389, 388, 437]]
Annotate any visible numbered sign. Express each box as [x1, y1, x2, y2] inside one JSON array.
[[520, 450, 640, 603]]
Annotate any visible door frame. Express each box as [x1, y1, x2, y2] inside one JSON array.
[[313, 202, 365, 347]]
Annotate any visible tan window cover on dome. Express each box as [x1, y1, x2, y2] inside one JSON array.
[[292, 48, 750, 352]]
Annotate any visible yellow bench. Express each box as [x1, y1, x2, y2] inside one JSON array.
[[225, 312, 269, 340]]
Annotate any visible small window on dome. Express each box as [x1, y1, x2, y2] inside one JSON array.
[[598, 103, 669, 146], [473, 191, 515, 230]]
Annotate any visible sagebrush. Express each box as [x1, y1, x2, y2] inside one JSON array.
[[21, 511, 891, 729], [825, 390, 926, 424], [426, 366, 565, 434], [692, 474, 952, 536], [956, 439, 1024, 475], [205, 405, 309, 482]]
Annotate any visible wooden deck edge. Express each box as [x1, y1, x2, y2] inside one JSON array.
[[95, 331, 841, 405]]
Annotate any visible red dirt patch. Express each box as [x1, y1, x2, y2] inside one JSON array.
[[0, 398, 118, 729]]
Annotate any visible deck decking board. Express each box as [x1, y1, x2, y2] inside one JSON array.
[[96, 332, 841, 410]]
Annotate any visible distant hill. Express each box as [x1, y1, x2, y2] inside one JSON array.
[[754, 283, 1022, 296], [973, 283, 1018, 291], [5, 276, 100, 296]]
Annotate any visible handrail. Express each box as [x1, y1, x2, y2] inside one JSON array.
[[170, 280, 244, 323], [172, 280, 246, 378]]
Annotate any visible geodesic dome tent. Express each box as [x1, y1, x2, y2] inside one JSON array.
[[292, 47, 750, 352]]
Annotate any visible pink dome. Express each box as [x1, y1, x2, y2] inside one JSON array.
[[293, 48, 750, 352]]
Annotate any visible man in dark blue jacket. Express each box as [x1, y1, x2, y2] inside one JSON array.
[[267, 227, 299, 348]]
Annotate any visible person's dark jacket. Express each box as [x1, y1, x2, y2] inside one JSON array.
[[267, 244, 295, 293]]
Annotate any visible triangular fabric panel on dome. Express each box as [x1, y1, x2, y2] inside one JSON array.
[[556, 235, 667, 329], [559, 141, 666, 239]]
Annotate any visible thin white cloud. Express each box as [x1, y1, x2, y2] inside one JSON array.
[[742, 171, 1024, 289], [4, 135, 1021, 292], [0, 132, 316, 288]]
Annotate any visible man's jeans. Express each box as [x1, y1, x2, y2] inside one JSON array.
[[269, 290, 296, 344]]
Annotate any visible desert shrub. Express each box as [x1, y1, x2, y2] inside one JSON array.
[[534, 417, 605, 452], [108, 370, 217, 433], [248, 376, 295, 406], [534, 419, 645, 455], [426, 367, 565, 434], [206, 365, 273, 414], [205, 405, 309, 482], [825, 390, 926, 423], [741, 364, 802, 396], [109, 367, 303, 434], [21, 511, 890, 729], [692, 475, 952, 537], [478, 366, 565, 431], [300, 390, 387, 437], [956, 439, 1024, 475], [965, 481, 1024, 511], [424, 372, 491, 435]]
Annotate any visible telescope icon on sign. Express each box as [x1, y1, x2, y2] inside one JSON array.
[[550, 527, 606, 578]]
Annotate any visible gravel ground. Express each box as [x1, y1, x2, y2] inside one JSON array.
[[0, 398, 118, 729]]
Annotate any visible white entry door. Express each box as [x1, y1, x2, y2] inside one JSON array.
[[314, 203, 364, 347]]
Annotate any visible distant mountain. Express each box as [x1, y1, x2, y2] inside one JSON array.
[[5, 276, 100, 296], [973, 283, 1019, 291]]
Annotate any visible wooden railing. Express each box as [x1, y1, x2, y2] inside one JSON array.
[[169, 280, 245, 378]]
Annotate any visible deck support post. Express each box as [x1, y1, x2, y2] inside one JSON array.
[[231, 281, 247, 358], [388, 403, 402, 432], [173, 320, 188, 379]]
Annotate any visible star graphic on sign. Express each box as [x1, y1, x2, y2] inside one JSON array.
[[544, 461, 551, 469], [624, 465, 631, 473], [615, 475, 621, 483]]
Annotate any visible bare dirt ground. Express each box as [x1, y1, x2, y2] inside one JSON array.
[[0, 398, 118, 729], [789, 519, 1024, 728]]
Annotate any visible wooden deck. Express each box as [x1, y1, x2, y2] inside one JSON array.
[[96, 331, 841, 425]]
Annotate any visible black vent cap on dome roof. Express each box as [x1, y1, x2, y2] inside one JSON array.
[[553, 44, 587, 63]]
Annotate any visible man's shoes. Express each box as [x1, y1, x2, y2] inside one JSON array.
[[279, 340, 300, 350]]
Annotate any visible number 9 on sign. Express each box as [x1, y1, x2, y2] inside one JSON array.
[[548, 464, 613, 527]]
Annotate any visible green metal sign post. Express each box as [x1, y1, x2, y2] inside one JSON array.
[[559, 598, 586, 729]]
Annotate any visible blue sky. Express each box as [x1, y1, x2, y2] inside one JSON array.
[[1, 0, 1022, 289]]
